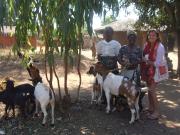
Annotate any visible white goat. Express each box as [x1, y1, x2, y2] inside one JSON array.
[[95, 62, 140, 124], [103, 73, 140, 124], [34, 82, 55, 126]]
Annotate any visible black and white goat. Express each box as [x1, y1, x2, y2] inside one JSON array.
[[27, 66, 55, 126], [95, 62, 140, 124], [0, 79, 35, 118], [34, 82, 55, 126]]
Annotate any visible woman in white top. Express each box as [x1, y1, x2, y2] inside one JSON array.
[[141, 30, 166, 120]]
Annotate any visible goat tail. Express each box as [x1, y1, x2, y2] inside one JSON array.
[[49, 88, 55, 100]]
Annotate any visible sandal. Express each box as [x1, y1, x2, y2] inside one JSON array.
[[147, 114, 159, 120]]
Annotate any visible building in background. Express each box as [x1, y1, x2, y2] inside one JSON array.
[[0, 26, 37, 48], [94, 19, 172, 49]]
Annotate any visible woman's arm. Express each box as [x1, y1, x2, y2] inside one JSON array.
[[154, 43, 165, 67]]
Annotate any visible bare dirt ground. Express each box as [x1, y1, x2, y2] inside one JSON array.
[[0, 49, 180, 135]]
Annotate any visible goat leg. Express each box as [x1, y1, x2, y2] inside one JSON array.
[[40, 104, 48, 126], [50, 100, 55, 126], [104, 90, 111, 114], [12, 105, 15, 118], [4, 104, 9, 119], [135, 95, 140, 120], [91, 91, 95, 104], [21, 106, 28, 118], [97, 86, 103, 105], [34, 99, 39, 117], [128, 102, 136, 124], [138, 91, 146, 112]]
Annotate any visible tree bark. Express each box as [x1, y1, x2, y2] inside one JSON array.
[[53, 63, 62, 101], [62, 43, 71, 107], [64, 44, 69, 96], [175, 0, 180, 78], [76, 43, 82, 101], [176, 30, 180, 78], [44, 46, 56, 101]]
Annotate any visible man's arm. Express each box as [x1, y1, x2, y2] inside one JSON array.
[[117, 46, 127, 66], [133, 48, 143, 65]]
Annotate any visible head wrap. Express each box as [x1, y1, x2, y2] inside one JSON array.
[[127, 30, 137, 37]]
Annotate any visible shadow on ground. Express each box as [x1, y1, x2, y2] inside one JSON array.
[[0, 53, 179, 135]]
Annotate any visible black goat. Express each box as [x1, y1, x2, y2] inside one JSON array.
[[0, 79, 35, 118]]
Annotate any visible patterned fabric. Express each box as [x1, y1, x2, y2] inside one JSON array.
[[118, 45, 142, 68], [141, 42, 159, 85], [99, 56, 118, 70]]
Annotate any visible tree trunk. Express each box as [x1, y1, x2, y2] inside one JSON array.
[[53, 64, 62, 101], [175, 0, 180, 78], [76, 44, 82, 101], [63, 43, 71, 108], [177, 30, 180, 78], [49, 66, 54, 92], [44, 46, 56, 101], [64, 45, 69, 96]]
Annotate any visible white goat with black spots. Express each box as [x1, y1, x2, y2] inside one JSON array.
[[95, 62, 140, 124]]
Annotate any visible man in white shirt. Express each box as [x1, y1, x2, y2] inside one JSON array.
[[96, 27, 121, 73], [95, 27, 121, 105]]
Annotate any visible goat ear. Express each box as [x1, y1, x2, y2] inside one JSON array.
[[4, 77, 14, 82], [89, 65, 94, 68], [28, 79, 33, 81]]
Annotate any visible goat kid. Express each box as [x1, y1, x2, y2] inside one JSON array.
[[87, 66, 103, 104], [34, 82, 55, 126], [95, 62, 140, 124]]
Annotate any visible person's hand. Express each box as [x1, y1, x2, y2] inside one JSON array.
[[142, 57, 147, 62], [147, 60, 154, 66], [121, 60, 130, 66], [126, 62, 132, 67]]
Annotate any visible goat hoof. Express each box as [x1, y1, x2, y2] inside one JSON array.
[[4, 116, 8, 120], [135, 117, 140, 121], [50, 124, 55, 127], [135, 119, 139, 122], [105, 111, 110, 114], [129, 121, 134, 124], [97, 102, 101, 106], [34, 113, 38, 117], [111, 107, 117, 112]]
